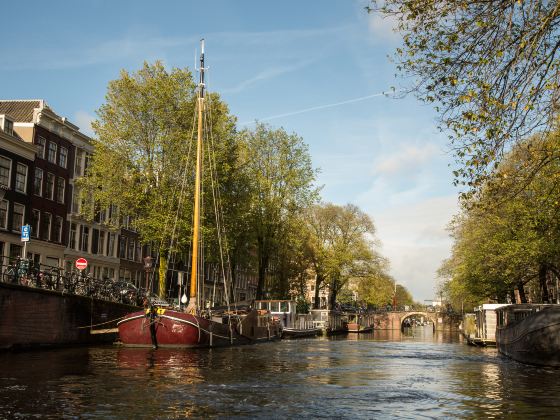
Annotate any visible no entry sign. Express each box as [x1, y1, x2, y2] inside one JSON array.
[[75, 258, 88, 271]]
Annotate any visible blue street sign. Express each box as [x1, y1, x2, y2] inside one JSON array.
[[21, 224, 31, 242]]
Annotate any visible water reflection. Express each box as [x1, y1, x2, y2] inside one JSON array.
[[1, 332, 559, 418]]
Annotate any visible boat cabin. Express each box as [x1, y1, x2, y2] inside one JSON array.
[[254, 300, 315, 330], [346, 312, 374, 333], [310, 309, 347, 335], [473, 303, 509, 345]]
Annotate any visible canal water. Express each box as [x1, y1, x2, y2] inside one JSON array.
[[1, 327, 559, 419]]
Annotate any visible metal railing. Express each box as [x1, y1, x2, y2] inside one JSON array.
[[0, 256, 143, 306]]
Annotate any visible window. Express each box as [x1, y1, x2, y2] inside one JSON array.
[[0, 200, 7, 229], [47, 142, 57, 163], [99, 231, 106, 256], [0, 156, 11, 188], [108, 233, 115, 257], [12, 203, 24, 231], [46, 173, 55, 200], [41, 212, 51, 241], [119, 236, 126, 258], [94, 208, 107, 223], [69, 223, 77, 249], [3, 118, 13, 136], [56, 177, 65, 203], [92, 228, 99, 254], [53, 216, 63, 243], [36, 137, 46, 159], [33, 168, 43, 196], [75, 149, 84, 176], [84, 153, 91, 174], [127, 239, 135, 260], [10, 244, 22, 260], [45, 256, 59, 268], [72, 187, 80, 213], [80, 225, 89, 252], [136, 241, 141, 262], [31, 209, 40, 238], [59, 146, 68, 168], [15, 163, 27, 193]]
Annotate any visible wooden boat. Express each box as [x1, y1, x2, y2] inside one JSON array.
[[346, 312, 374, 333], [256, 300, 320, 339], [117, 41, 281, 348], [495, 304, 560, 367]]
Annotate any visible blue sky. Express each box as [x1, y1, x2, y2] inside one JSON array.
[[0, 0, 459, 301]]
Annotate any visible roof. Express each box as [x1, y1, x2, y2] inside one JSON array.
[[475, 303, 510, 311], [0, 100, 44, 122]]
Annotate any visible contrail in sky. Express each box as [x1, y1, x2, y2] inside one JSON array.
[[239, 90, 398, 126]]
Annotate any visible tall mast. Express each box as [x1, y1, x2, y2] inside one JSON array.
[[189, 39, 205, 312]]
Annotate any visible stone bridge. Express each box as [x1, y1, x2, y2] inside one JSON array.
[[371, 311, 461, 331]]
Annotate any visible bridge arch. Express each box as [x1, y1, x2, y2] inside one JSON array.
[[399, 312, 437, 332]]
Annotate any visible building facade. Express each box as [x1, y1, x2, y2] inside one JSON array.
[[0, 112, 35, 264]]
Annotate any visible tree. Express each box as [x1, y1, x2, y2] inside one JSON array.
[[305, 203, 385, 308], [440, 130, 560, 304], [238, 123, 319, 299], [80, 61, 237, 297], [395, 284, 414, 308], [356, 271, 394, 308], [369, 1, 560, 195]]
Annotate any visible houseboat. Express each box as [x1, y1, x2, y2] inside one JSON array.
[[255, 300, 320, 338], [496, 304, 560, 366], [465, 303, 509, 346], [346, 311, 374, 333], [310, 309, 347, 335]]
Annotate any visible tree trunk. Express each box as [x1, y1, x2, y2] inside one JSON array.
[[314, 273, 323, 309], [517, 281, 527, 303], [229, 259, 237, 303], [329, 279, 337, 310], [539, 263, 550, 303], [158, 251, 168, 299], [256, 236, 268, 300]]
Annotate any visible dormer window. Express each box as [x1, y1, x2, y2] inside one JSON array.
[[0, 116, 14, 136]]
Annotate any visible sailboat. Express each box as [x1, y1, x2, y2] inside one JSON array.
[[117, 40, 282, 348]]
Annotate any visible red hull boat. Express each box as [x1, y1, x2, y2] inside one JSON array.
[[118, 308, 280, 348]]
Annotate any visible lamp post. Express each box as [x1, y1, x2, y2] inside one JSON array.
[[143, 256, 153, 294]]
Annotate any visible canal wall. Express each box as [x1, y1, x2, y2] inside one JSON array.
[[0, 282, 138, 350]]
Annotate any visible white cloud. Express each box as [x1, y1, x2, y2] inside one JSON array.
[[372, 195, 458, 301], [373, 143, 440, 176], [367, 13, 401, 43], [73, 110, 95, 137]]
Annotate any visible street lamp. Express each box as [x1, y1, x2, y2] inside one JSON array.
[[143, 256, 153, 293]]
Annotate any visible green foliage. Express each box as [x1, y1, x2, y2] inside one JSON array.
[[440, 130, 560, 305], [80, 61, 237, 297], [304, 203, 388, 308], [369, 1, 560, 196], [237, 123, 319, 299], [356, 271, 394, 308]]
